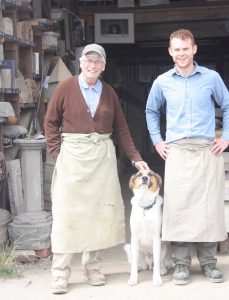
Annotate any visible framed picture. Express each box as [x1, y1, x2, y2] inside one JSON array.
[[94, 13, 134, 44]]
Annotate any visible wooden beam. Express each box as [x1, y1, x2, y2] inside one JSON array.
[[134, 4, 229, 24], [135, 20, 229, 41], [78, 3, 229, 24]]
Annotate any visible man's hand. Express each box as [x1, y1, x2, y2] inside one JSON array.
[[155, 141, 170, 160], [134, 160, 150, 171], [210, 138, 229, 156]]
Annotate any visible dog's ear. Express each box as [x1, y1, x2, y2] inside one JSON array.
[[149, 169, 162, 188], [154, 173, 162, 188], [129, 174, 136, 190]]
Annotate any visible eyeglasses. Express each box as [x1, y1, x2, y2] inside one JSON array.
[[82, 58, 104, 66]]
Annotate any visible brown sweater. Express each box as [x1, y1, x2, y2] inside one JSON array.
[[44, 75, 142, 162]]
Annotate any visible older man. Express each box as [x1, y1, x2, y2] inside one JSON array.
[[44, 43, 148, 294]]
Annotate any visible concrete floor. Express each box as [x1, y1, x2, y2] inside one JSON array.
[[1, 244, 229, 300], [1, 164, 229, 300]]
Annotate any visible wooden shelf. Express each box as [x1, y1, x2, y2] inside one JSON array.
[[0, 32, 19, 43], [42, 45, 58, 52], [0, 0, 57, 157], [5, 0, 32, 11], [30, 19, 54, 32], [19, 102, 37, 109], [0, 34, 34, 47], [0, 88, 20, 94], [18, 38, 35, 47]]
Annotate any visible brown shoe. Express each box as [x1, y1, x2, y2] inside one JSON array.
[[85, 269, 106, 286], [51, 276, 68, 294]]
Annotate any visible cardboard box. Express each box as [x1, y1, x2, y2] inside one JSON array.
[[47, 58, 72, 101]]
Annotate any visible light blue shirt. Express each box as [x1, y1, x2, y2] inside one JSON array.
[[145, 63, 229, 145], [78, 73, 102, 117]]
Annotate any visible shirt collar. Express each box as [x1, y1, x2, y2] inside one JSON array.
[[171, 61, 202, 77], [78, 73, 101, 93]]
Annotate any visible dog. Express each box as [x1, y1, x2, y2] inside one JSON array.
[[124, 169, 173, 286]]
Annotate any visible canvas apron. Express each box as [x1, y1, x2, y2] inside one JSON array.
[[162, 139, 227, 242], [51, 133, 125, 253]]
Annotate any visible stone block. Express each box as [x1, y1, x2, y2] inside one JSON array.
[[8, 211, 52, 250]]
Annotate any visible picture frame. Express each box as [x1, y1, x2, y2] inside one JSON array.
[[94, 13, 134, 44]]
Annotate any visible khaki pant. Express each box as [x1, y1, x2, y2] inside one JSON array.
[[172, 242, 218, 267], [51, 251, 101, 279]]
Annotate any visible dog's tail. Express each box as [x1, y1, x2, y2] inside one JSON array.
[[123, 243, 132, 264]]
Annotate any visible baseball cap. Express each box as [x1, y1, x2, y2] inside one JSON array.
[[81, 43, 106, 60]]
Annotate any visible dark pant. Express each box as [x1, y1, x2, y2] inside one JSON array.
[[172, 242, 217, 267]]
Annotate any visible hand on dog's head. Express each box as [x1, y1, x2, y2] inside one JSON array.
[[129, 169, 162, 193]]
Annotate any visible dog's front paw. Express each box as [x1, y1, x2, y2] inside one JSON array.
[[152, 274, 163, 286], [128, 274, 138, 286]]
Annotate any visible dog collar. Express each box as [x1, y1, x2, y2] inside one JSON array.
[[141, 200, 156, 210]]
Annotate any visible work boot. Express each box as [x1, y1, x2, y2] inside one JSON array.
[[173, 264, 191, 285], [201, 263, 224, 283], [84, 269, 106, 286], [51, 276, 68, 294]]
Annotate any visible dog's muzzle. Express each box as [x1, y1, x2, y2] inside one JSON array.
[[141, 176, 150, 185]]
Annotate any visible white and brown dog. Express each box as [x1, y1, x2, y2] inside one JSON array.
[[124, 169, 173, 286]]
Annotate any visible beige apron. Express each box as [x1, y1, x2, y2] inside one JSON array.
[[162, 139, 227, 242], [51, 133, 125, 253]]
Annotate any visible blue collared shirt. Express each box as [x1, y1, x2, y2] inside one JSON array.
[[78, 73, 102, 117], [145, 63, 229, 145]]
